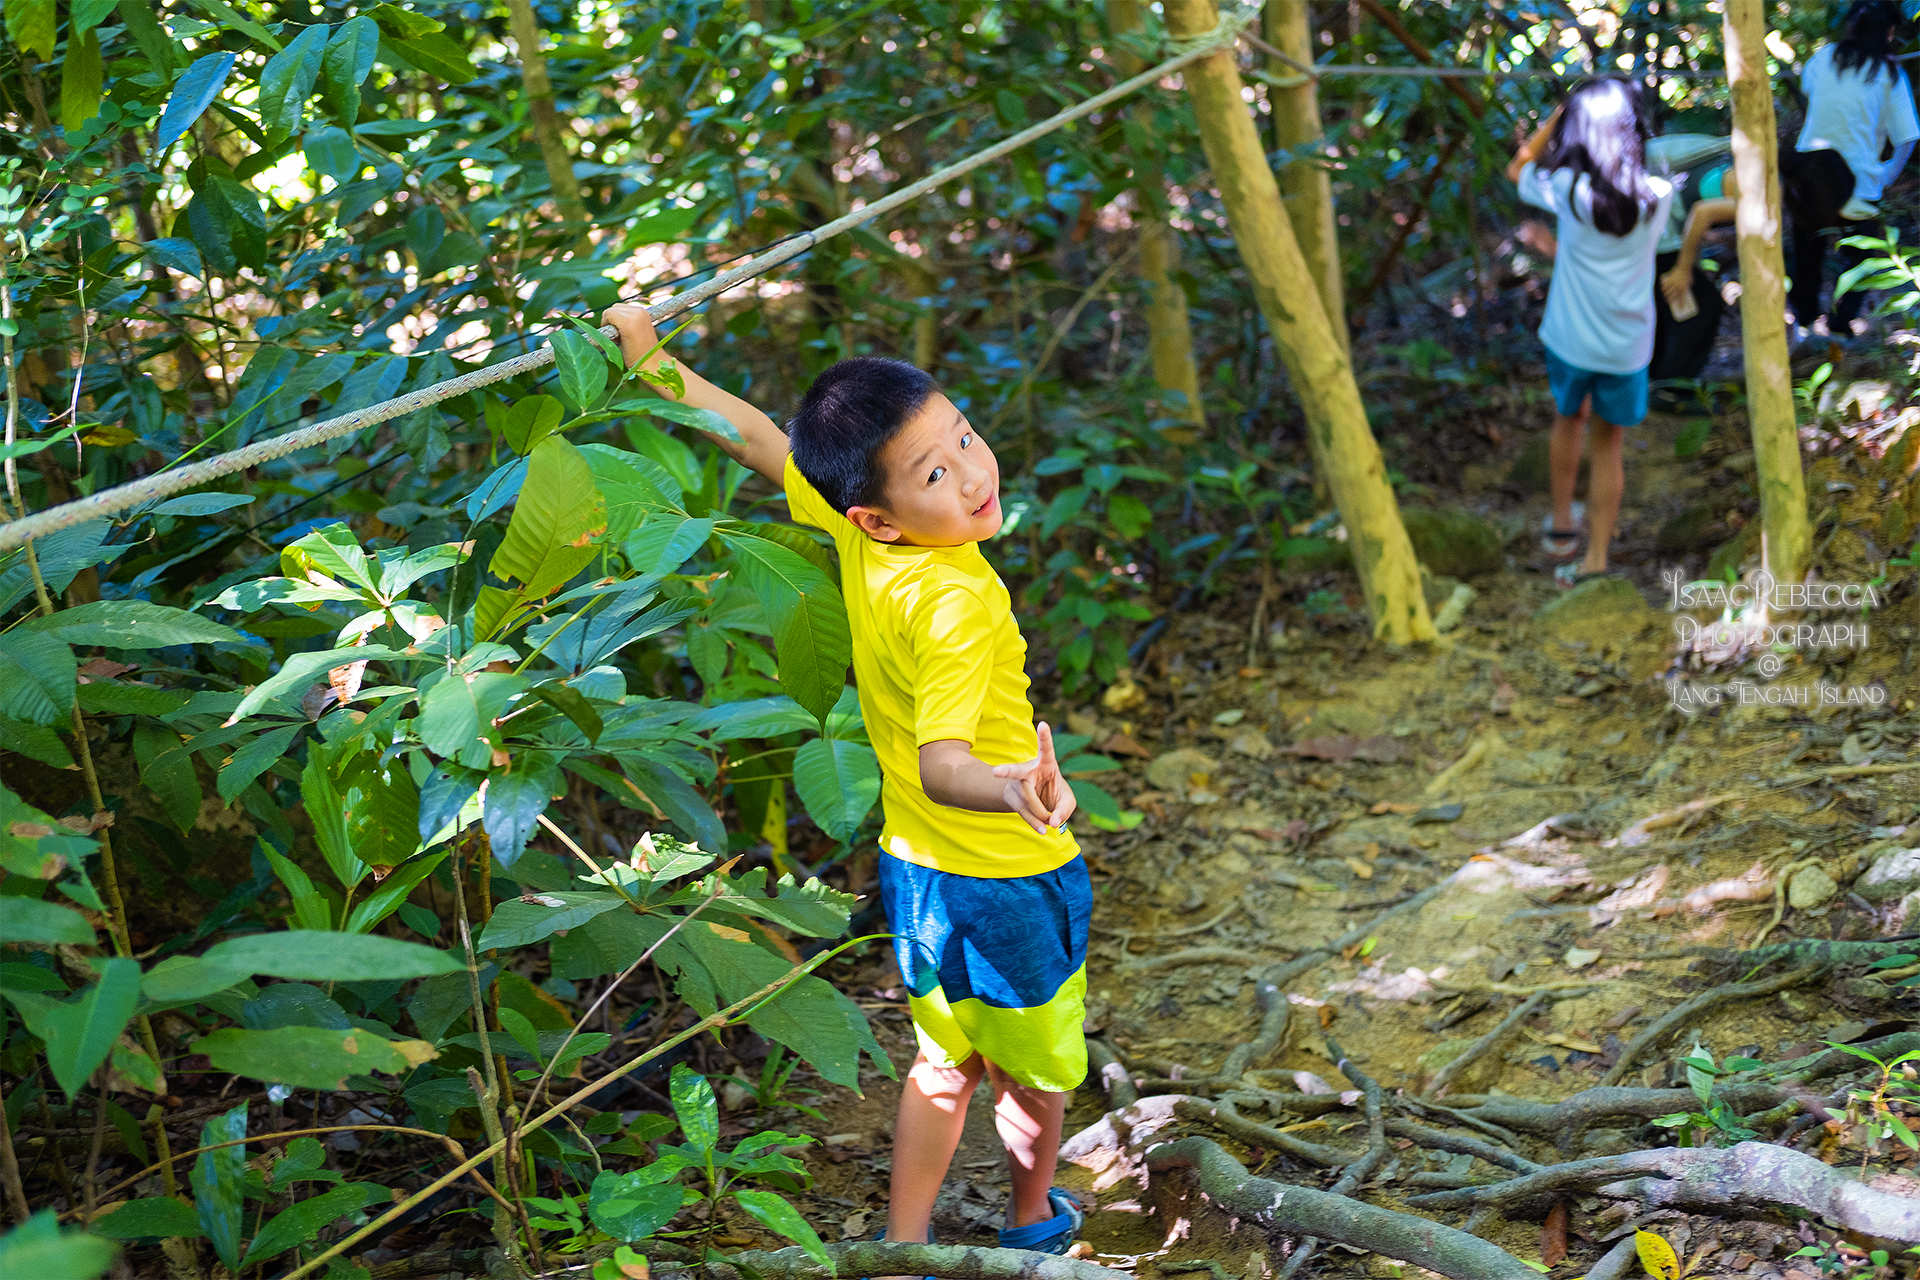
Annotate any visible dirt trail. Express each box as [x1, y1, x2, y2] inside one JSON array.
[[756, 408, 1920, 1278]]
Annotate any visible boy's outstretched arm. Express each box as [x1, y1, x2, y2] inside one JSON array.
[[920, 723, 1076, 834], [602, 303, 790, 486]]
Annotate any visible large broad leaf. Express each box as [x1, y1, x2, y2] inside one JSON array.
[[417, 671, 526, 771], [734, 1190, 832, 1271], [261, 846, 333, 932], [5, 0, 55, 60], [0, 714, 73, 768], [256, 21, 327, 141], [89, 1197, 203, 1240], [20, 599, 242, 648], [192, 1103, 248, 1273], [344, 848, 448, 934], [0, 630, 74, 725], [719, 532, 850, 725], [687, 696, 816, 741], [218, 724, 302, 803], [481, 750, 561, 869], [192, 1026, 430, 1090], [551, 328, 610, 413], [242, 1183, 392, 1266], [133, 722, 202, 833], [550, 910, 672, 981], [616, 754, 723, 857], [580, 443, 684, 540], [2, 958, 141, 1098], [59, 26, 103, 131], [202, 931, 463, 981], [587, 1172, 682, 1243], [669, 1062, 719, 1153], [417, 763, 483, 846], [0, 519, 124, 615], [704, 869, 853, 939], [239, 983, 350, 1032], [319, 16, 378, 126], [186, 175, 268, 274], [138, 954, 249, 1005], [476, 891, 627, 951], [0, 1212, 117, 1279], [490, 435, 607, 601], [377, 30, 475, 83], [626, 513, 714, 577], [792, 737, 880, 843], [0, 896, 94, 946], [152, 50, 234, 154], [224, 644, 414, 723]]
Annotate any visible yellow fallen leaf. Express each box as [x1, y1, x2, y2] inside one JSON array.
[[1635, 1228, 1680, 1279], [1542, 1031, 1602, 1054]]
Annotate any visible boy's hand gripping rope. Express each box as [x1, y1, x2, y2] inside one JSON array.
[[0, 4, 1260, 556]]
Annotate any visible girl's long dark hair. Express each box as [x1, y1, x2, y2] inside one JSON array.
[[1540, 77, 1657, 236], [1833, 1, 1900, 83]]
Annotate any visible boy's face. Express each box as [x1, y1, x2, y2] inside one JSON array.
[[847, 393, 1002, 548]]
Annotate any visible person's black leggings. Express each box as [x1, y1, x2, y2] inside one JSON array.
[[1781, 147, 1885, 329]]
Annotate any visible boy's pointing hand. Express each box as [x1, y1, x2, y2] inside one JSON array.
[[992, 721, 1076, 834]]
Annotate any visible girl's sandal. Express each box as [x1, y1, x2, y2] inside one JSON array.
[[1538, 503, 1585, 564], [998, 1188, 1085, 1257]]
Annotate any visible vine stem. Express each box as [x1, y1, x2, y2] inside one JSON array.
[[451, 836, 526, 1271], [0, 1079, 30, 1224], [0, 262, 180, 1200], [280, 939, 876, 1280]]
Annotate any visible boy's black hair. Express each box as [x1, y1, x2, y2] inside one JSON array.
[[787, 357, 937, 513]]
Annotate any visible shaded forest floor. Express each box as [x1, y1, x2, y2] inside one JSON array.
[[749, 366, 1920, 1278]]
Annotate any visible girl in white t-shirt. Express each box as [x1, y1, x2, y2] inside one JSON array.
[[1796, 2, 1917, 222], [1506, 79, 1674, 586]]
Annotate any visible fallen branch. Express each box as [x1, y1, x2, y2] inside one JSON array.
[[1146, 1136, 1544, 1280], [1599, 963, 1827, 1087], [1445, 1083, 1784, 1145], [1383, 1118, 1540, 1174], [1117, 945, 1274, 974], [1402, 1141, 1920, 1242], [1745, 1031, 1920, 1084], [694, 1244, 1130, 1280], [1426, 992, 1548, 1098]]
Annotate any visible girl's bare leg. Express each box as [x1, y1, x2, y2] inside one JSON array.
[[984, 1060, 1068, 1229], [885, 1049, 986, 1261]]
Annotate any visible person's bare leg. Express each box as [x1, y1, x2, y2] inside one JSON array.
[[886, 1050, 985, 1259], [1582, 419, 1626, 574], [984, 1060, 1068, 1229], [1549, 395, 1592, 536]]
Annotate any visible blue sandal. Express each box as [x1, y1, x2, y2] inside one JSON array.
[[997, 1188, 1084, 1256]]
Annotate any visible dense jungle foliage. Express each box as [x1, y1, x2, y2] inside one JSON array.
[[0, 1, 1907, 1277]]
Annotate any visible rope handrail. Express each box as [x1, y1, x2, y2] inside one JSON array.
[[0, 5, 1265, 555]]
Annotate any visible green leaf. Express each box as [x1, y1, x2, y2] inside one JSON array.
[[185, 0, 280, 49], [76, 681, 188, 716], [587, 1172, 681, 1243], [633, 397, 742, 444], [527, 681, 603, 743], [5, 0, 54, 60], [552, 329, 610, 413], [224, 645, 414, 723], [3, 958, 141, 1098], [192, 1026, 420, 1090], [242, 1183, 391, 1266], [1068, 780, 1121, 825], [733, 1190, 832, 1271], [727, 520, 832, 576], [501, 395, 563, 455], [495, 1006, 543, 1060], [791, 738, 879, 843], [90, 1196, 204, 1240], [218, 725, 302, 803], [377, 30, 475, 84], [0, 896, 94, 945], [701, 869, 853, 938], [257, 21, 327, 141], [616, 755, 724, 857], [138, 954, 249, 1004], [418, 672, 527, 771], [319, 16, 377, 126], [203, 931, 464, 982], [688, 696, 815, 741], [133, 722, 201, 833], [626, 513, 714, 575], [0, 1212, 117, 1279], [21, 599, 246, 649], [669, 1063, 719, 1153], [490, 436, 607, 602], [344, 849, 449, 935], [303, 125, 359, 181], [0, 630, 75, 725], [59, 26, 102, 132], [719, 532, 850, 725], [0, 714, 73, 768], [482, 750, 561, 869], [192, 1102, 249, 1272], [476, 891, 627, 951], [187, 175, 268, 274]]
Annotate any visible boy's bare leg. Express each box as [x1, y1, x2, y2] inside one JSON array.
[[887, 1050, 986, 1254], [1548, 394, 1592, 538], [1581, 420, 1626, 574], [984, 1060, 1068, 1229]]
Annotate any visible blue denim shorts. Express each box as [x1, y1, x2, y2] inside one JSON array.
[[1545, 348, 1650, 426]]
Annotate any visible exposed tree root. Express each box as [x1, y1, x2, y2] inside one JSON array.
[[1174, 1096, 1356, 1168], [1213, 982, 1288, 1083], [1383, 1118, 1540, 1173], [1401, 1141, 1920, 1242], [1598, 963, 1828, 1086], [688, 1244, 1131, 1280], [1583, 1235, 1640, 1280], [1145, 1136, 1544, 1280], [1745, 1031, 1920, 1083], [1426, 992, 1547, 1098], [1277, 1040, 1389, 1279], [1087, 1038, 1140, 1110], [1443, 1084, 1784, 1146], [1117, 945, 1275, 973]]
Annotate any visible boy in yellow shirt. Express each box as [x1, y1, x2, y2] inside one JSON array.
[[604, 306, 1088, 1260]]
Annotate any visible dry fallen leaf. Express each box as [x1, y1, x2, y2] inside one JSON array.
[[1370, 801, 1419, 815], [1541, 1031, 1602, 1053], [1345, 857, 1374, 880], [1540, 1200, 1568, 1267], [1564, 947, 1602, 969]]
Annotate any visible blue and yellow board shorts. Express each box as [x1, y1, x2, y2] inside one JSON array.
[[877, 852, 1091, 1093]]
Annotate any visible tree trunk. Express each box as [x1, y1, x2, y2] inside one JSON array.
[[1724, 0, 1809, 588], [1265, 0, 1347, 358], [505, 0, 587, 226], [1165, 0, 1432, 645], [1109, 0, 1206, 432]]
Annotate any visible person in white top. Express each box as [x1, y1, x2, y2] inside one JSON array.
[[1784, 2, 1918, 332], [1507, 79, 1675, 586]]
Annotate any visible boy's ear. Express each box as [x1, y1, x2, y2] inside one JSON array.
[[845, 505, 903, 542]]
